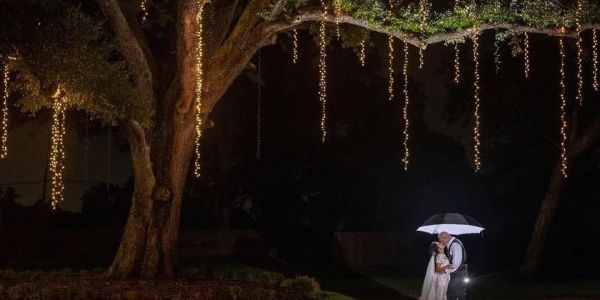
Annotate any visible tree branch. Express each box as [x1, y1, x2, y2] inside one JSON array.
[[97, 0, 156, 113]]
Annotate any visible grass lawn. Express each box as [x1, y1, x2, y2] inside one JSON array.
[[362, 271, 600, 299]]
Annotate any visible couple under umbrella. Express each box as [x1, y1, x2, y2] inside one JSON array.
[[417, 213, 484, 300]]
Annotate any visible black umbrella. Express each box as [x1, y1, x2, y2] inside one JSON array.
[[417, 213, 485, 235]]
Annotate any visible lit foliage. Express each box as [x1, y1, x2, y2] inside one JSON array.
[[558, 38, 568, 178], [50, 87, 67, 210], [0, 2, 146, 127], [402, 42, 410, 171], [267, 0, 600, 36], [194, 2, 205, 177]]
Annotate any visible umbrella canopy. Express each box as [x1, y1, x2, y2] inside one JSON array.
[[417, 213, 485, 235]]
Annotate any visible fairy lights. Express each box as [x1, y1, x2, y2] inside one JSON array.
[[318, 0, 328, 143], [1, 62, 9, 159], [387, 35, 395, 101], [575, 0, 583, 106], [387, 0, 396, 101], [558, 38, 568, 178], [193, 2, 205, 177], [140, 0, 149, 22], [494, 35, 501, 74], [49, 87, 67, 210], [256, 49, 262, 159], [359, 38, 366, 67], [472, 34, 482, 172], [334, 0, 342, 38], [418, 0, 427, 70], [402, 42, 410, 171], [292, 29, 299, 64], [523, 33, 531, 78], [454, 44, 461, 83], [593, 29, 599, 91]]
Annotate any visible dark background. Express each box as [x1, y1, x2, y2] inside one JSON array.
[[1, 19, 599, 279]]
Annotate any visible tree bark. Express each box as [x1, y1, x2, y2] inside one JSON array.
[[522, 118, 600, 277]]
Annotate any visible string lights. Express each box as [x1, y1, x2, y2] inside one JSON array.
[[49, 87, 67, 210], [334, 0, 342, 38], [523, 33, 531, 78], [140, 0, 149, 22], [256, 49, 262, 159], [593, 29, 599, 91], [359, 38, 366, 67], [193, 2, 205, 177], [418, 0, 427, 69], [494, 35, 501, 74], [318, 0, 328, 143], [388, 35, 395, 101], [472, 34, 482, 172], [387, 0, 396, 101], [402, 42, 410, 171], [292, 29, 299, 64], [575, 0, 584, 106], [558, 38, 568, 178], [454, 43, 461, 83], [1, 62, 9, 159]]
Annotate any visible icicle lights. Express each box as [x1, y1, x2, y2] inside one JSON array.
[[318, 0, 328, 143], [559, 38, 568, 178], [50, 87, 67, 210], [472, 34, 482, 172], [402, 42, 410, 171], [193, 2, 205, 177]]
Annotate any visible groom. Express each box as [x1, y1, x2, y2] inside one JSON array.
[[438, 232, 468, 300]]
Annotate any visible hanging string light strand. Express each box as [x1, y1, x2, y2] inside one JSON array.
[[558, 38, 568, 178], [454, 43, 461, 83], [140, 0, 149, 22], [402, 42, 410, 171], [593, 29, 599, 91], [472, 34, 482, 172], [575, 0, 584, 105], [1, 62, 10, 159], [494, 34, 502, 74], [359, 38, 366, 67], [292, 29, 299, 64], [49, 87, 67, 210], [388, 35, 395, 101], [193, 2, 205, 177], [418, 0, 428, 69], [523, 33, 531, 78], [318, 0, 328, 143]]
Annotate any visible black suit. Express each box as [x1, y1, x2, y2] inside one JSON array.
[[445, 238, 467, 300]]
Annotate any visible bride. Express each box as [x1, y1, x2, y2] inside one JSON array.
[[419, 242, 454, 300]]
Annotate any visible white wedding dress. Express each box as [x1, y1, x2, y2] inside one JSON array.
[[418, 254, 451, 300]]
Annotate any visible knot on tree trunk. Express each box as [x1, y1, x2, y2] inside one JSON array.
[[153, 185, 172, 203]]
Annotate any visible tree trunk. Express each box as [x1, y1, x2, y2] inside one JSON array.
[[522, 118, 600, 277]]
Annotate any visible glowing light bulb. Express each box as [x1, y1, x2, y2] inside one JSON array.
[[559, 38, 568, 178], [193, 2, 205, 177], [593, 29, 599, 91], [292, 29, 299, 64], [523, 33, 531, 78], [472, 34, 482, 172], [1, 63, 9, 159], [402, 42, 410, 171], [256, 50, 262, 159], [318, 0, 328, 143], [50, 87, 67, 210], [575, 0, 584, 106], [359, 38, 366, 67], [140, 0, 149, 22], [454, 43, 461, 84]]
